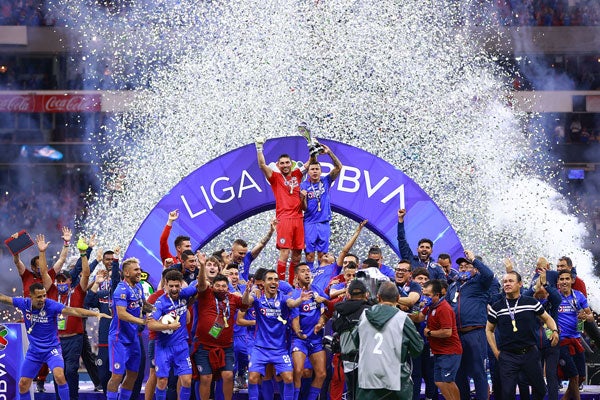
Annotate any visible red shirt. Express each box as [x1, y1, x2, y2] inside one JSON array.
[[21, 269, 56, 298], [573, 277, 587, 298], [159, 225, 182, 263], [424, 299, 462, 355], [147, 289, 165, 340], [194, 289, 246, 348], [47, 284, 86, 335], [269, 169, 304, 219]]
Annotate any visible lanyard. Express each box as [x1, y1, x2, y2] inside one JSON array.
[[215, 295, 230, 328], [505, 297, 520, 332], [58, 289, 73, 308]]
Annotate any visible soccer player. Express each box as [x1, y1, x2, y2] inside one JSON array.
[[148, 270, 198, 400], [256, 137, 309, 284], [242, 270, 311, 400], [290, 263, 329, 400], [106, 258, 149, 400], [0, 283, 109, 400], [300, 143, 342, 265], [229, 218, 277, 281]]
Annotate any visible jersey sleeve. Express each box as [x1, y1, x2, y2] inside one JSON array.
[[48, 298, 66, 315], [12, 297, 25, 310], [152, 298, 164, 320], [181, 285, 198, 298]]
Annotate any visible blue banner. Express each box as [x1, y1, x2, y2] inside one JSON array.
[[124, 137, 463, 286]]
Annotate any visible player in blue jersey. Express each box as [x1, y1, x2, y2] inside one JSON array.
[[106, 257, 150, 400], [230, 218, 277, 281], [300, 143, 342, 266], [290, 263, 329, 400], [242, 270, 312, 400], [148, 269, 198, 400], [0, 283, 109, 400], [557, 269, 594, 400]]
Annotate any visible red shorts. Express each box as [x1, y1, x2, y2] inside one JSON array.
[[276, 218, 305, 250]]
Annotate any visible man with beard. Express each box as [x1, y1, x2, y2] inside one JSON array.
[[107, 258, 150, 400], [256, 137, 309, 284], [290, 263, 329, 400], [192, 261, 248, 400], [396, 209, 445, 281], [148, 270, 198, 400], [299, 144, 342, 266], [242, 270, 311, 400], [11, 228, 72, 391], [0, 282, 110, 400]]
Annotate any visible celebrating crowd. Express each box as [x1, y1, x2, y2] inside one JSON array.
[[0, 133, 597, 400]]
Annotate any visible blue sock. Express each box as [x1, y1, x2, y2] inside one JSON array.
[[119, 387, 132, 400], [156, 387, 167, 400], [215, 379, 224, 400], [19, 392, 31, 400], [283, 382, 294, 400], [262, 379, 274, 400], [193, 380, 200, 400], [293, 386, 300, 400], [57, 383, 70, 400], [249, 383, 260, 400], [278, 379, 285, 396], [107, 390, 119, 400], [307, 386, 321, 400], [180, 386, 191, 400]]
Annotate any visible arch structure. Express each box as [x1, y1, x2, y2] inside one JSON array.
[[124, 137, 463, 286]]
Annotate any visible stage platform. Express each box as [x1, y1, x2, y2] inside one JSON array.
[[32, 381, 600, 400]]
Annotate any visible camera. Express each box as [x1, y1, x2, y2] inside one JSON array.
[[322, 333, 341, 353]]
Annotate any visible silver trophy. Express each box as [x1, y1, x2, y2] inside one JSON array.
[[297, 123, 324, 158]]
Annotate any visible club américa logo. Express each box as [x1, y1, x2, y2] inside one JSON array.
[[0, 324, 8, 351]]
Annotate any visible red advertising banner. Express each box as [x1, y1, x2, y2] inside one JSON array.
[[0, 94, 102, 112]]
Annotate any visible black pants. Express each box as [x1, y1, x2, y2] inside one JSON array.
[[497, 347, 546, 400]]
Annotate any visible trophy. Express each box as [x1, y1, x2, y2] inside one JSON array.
[[297, 123, 324, 158]]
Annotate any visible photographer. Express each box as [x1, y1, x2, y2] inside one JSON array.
[[330, 280, 371, 400]]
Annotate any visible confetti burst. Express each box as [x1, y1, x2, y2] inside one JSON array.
[[46, 0, 598, 308]]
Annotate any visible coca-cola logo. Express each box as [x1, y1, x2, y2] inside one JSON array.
[[0, 95, 33, 112], [43, 95, 100, 112]]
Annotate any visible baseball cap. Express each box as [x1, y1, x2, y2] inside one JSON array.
[[348, 280, 367, 296]]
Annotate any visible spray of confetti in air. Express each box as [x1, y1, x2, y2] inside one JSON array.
[[42, 0, 598, 308]]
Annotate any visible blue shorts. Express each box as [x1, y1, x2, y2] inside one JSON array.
[[304, 222, 330, 254], [249, 346, 292, 376], [21, 346, 64, 378], [155, 343, 192, 378], [434, 354, 461, 382], [193, 343, 234, 375], [560, 344, 586, 378], [234, 335, 251, 356], [108, 337, 141, 374], [290, 335, 324, 356]]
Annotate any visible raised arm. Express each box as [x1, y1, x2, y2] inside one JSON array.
[[242, 279, 255, 305], [197, 252, 209, 292], [13, 253, 26, 276], [255, 137, 273, 179], [51, 226, 73, 273], [250, 218, 277, 259], [336, 220, 368, 267], [160, 210, 178, 261], [397, 209, 416, 262], [36, 234, 53, 291], [321, 144, 342, 181], [286, 290, 312, 308], [78, 246, 91, 292]]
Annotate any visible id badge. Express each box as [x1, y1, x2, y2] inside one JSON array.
[[58, 314, 66, 331], [208, 323, 223, 339]]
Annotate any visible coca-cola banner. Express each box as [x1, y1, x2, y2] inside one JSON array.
[[124, 137, 464, 287], [0, 94, 102, 113]]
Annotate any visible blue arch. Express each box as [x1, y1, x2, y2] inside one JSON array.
[[124, 137, 463, 286]]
